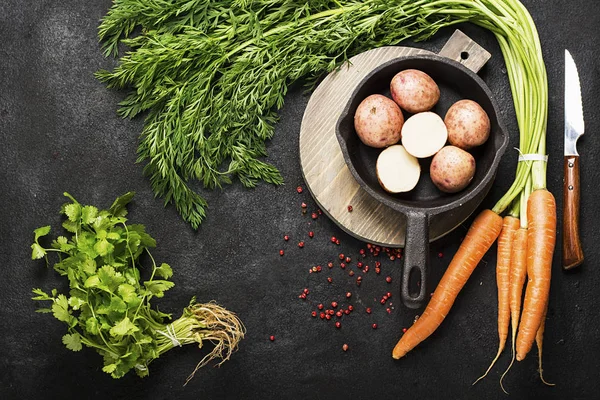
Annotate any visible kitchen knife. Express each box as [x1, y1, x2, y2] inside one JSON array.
[[563, 49, 585, 270]]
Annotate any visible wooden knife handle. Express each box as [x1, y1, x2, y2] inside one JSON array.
[[563, 156, 584, 269]]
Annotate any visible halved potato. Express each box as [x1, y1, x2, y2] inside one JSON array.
[[376, 145, 421, 193], [401, 112, 448, 158]]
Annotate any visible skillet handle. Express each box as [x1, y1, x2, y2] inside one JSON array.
[[401, 211, 429, 309]]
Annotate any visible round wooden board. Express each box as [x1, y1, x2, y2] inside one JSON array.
[[299, 46, 434, 247]]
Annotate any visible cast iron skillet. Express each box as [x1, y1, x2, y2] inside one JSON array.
[[336, 54, 508, 309]]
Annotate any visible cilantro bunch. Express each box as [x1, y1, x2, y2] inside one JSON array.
[[31, 192, 244, 382]]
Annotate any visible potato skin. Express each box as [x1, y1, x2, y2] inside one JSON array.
[[354, 94, 404, 148], [444, 99, 491, 150], [430, 146, 476, 193], [390, 69, 440, 114]]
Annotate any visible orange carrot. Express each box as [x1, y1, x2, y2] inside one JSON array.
[[536, 301, 555, 386], [516, 189, 556, 361], [473, 215, 519, 385], [392, 209, 503, 359], [500, 227, 528, 392]]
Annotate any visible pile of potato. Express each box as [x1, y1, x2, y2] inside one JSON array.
[[353, 69, 490, 194]]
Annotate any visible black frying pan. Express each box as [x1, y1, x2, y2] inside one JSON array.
[[336, 54, 508, 309]]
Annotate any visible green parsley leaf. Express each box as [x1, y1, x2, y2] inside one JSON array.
[[34, 226, 51, 241], [51, 295, 72, 323], [109, 316, 139, 337], [64, 203, 81, 222], [32, 288, 52, 301], [62, 333, 83, 352], [94, 239, 114, 257], [155, 263, 173, 279], [81, 205, 99, 224], [117, 284, 138, 304], [31, 243, 47, 260], [85, 317, 100, 335], [102, 363, 117, 374], [143, 280, 175, 298], [109, 192, 135, 217], [68, 296, 86, 310]]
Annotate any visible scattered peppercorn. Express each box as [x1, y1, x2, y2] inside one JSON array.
[[335, 239, 340, 245], [279, 250, 284, 256], [344, 309, 350, 315], [327, 277, 333, 283], [330, 236, 337, 243], [336, 311, 343, 318], [340, 262, 346, 269], [342, 344, 349, 352], [296, 186, 303, 194], [348, 305, 354, 311], [316, 265, 322, 272], [338, 253, 345, 260], [298, 241, 305, 248], [348, 271, 354, 277], [284, 235, 289, 241], [301, 202, 307, 208], [386, 292, 392, 298], [325, 314, 331, 320], [366, 308, 372, 314], [386, 276, 392, 283], [335, 322, 341, 329], [402, 328, 407, 333], [308, 231, 314, 238], [438, 252, 444, 258], [270, 335, 275, 341], [347, 205, 353, 212], [331, 301, 338, 308], [372, 324, 378, 329], [311, 212, 318, 220], [320, 312, 326, 319], [346, 292, 352, 298], [345, 256, 351, 263], [311, 311, 317, 317]]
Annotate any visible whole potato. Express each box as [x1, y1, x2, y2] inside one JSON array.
[[354, 94, 404, 148], [390, 69, 440, 114], [444, 99, 491, 150], [430, 146, 475, 193]]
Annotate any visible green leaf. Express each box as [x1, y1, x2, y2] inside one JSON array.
[[109, 316, 139, 337], [82, 257, 97, 275], [143, 280, 175, 298], [31, 243, 47, 260], [107, 231, 121, 240], [109, 192, 135, 217], [84, 275, 100, 288], [102, 363, 117, 374], [68, 296, 86, 310], [52, 236, 75, 252], [52, 295, 72, 323], [154, 263, 173, 279], [62, 333, 82, 352], [109, 296, 127, 313], [62, 220, 79, 233], [128, 224, 156, 248], [85, 317, 100, 335], [117, 284, 138, 304], [34, 226, 51, 241], [94, 239, 114, 257], [64, 203, 81, 222], [32, 288, 52, 301], [81, 205, 99, 224]]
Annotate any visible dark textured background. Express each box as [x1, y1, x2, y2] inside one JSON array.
[[1, 1, 599, 399]]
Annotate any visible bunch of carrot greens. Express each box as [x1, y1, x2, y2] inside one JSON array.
[[391, 0, 555, 390]]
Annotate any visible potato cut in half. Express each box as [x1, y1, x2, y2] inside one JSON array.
[[401, 112, 448, 158], [376, 145, 421, 193]]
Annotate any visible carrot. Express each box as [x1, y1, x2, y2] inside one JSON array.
[[516, 189, 556, 361], [536, 301, 555, 386], [499, 226, 528, 393], [473, 215, 519, 385], [392, 209, 503, 359]]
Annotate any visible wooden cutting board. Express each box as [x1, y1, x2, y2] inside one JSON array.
[[298, 32, 490, 247]]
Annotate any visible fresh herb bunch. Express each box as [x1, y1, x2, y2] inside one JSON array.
[[31, 192, 244, 382], [97, 0, 547, 228]]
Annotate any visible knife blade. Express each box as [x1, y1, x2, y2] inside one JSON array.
[[563, 49, 585, 270]]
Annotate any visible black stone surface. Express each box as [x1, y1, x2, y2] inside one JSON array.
[[1, 1, 599, 399]]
